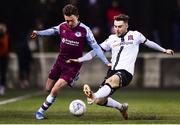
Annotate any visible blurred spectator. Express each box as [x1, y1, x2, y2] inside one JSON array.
[[106, 0, 123, 34], [0, 23, 9, 95], [15, 28, 33, 89], [85, 0, 106, 42], [170, 0, 180, 51], [16, 37, 32, 89], [10, 0, 35, 89]]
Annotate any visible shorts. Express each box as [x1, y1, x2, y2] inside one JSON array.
[[48, 61, 81, 87], [100, 69, 133, 94]]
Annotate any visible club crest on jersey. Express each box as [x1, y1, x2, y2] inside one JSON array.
[[128, 35, 134, 40], [75, 32, 81, 37]]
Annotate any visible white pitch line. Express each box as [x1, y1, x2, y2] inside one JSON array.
[[0, 91, 44, 105]]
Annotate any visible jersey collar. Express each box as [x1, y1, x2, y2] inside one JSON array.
[[118, 30, 129, 38]]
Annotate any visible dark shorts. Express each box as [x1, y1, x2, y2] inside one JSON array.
[[100, 69, 133, 94], [48, 60, 81, 86]]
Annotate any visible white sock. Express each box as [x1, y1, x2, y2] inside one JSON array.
[[106, 97, 122, 110], [38, 107, 45, 114], [94, 85, 111, 99], [46, 94, 56, 103], [38, 94, 56, 114]]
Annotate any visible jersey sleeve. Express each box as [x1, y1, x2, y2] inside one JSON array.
[[135, 31, 166, 52], [77, 37, 111, 63], [85, 27, 110, 65], [144, 39, 166, 52], [52, 25, 60, 34], [78, 50, 96, 62], [37, 25, 60, 36], [85, 27, 98, 46], [136, 31, 147, 44], [100, 37, 111, 51]]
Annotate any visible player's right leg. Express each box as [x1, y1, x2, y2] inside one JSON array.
[[35, 78, 56, 120], [45, 78, 56, 92], [35, 78, 68, 120]]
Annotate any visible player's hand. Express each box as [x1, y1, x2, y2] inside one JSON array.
[[66, 59, 80, 63], [31, 30, 38, 39], [165, 49, 174, 55], [107, 63, 112, 67]]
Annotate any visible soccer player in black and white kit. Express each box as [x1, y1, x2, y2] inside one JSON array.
[[67, 14, 174, 120]]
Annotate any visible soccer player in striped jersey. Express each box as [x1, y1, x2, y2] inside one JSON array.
[[31, 4, 110, 120], [67, 14, 174, 120]]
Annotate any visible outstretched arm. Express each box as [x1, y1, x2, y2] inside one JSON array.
[[83, 27, 110, 66], [66, 49, 112, 67], [66, 50, 96, 63], [31, 26, 59, 39], [144, 40, 174, 55], [90, 43, 110, 65]]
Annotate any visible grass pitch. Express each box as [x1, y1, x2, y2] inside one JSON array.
[[0, 88, 180, 124]]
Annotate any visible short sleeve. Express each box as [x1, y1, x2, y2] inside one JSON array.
[[100, 37, 111, 51], [136, 31, 147, 44]]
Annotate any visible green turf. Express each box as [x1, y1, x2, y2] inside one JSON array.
[[0, 88, 180, 124]]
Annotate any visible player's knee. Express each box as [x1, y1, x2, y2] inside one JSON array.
[[45, 85, 53, 93], [105, 75, 121, 88], [45, 88, 51, 93], [95, 98, 107, 106]]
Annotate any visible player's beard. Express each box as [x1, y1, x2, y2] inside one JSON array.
[[116, 32, 122, 37]]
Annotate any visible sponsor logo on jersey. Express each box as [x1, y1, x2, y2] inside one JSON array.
[[120, 41, 133, 46], [62, 38, 79, 46], [112, 40, 133, 47]]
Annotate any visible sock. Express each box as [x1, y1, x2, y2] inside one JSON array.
[[38, 94, 56, 114], [94, 85, 111, 99], [106, 97, 122, 110]]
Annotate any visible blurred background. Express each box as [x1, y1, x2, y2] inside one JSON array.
[[0, 0, 180, 94]]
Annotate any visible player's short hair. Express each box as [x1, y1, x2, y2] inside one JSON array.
[[114, 14, 129, 23], [63, 4, 79, 16]]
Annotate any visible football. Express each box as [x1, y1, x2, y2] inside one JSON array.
[[69, 99, 86, 116]]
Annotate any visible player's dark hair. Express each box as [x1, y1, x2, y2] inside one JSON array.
[[114, 14, 129, 23], [63, 4, 79, 16]]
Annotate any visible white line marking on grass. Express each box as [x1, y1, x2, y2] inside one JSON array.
[[0, 91, 44, 105]]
